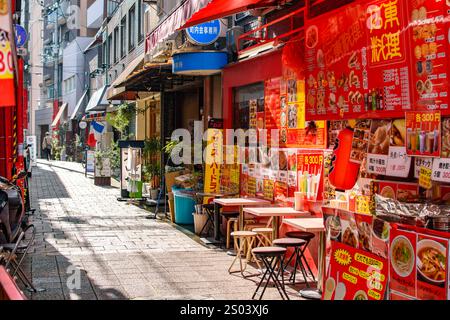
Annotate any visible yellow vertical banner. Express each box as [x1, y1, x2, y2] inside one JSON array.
[[203, 128, 222, 204]]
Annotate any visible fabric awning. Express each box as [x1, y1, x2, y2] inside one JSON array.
[[70, 90, 88, 120], [181, 0, 277, 29], [145, 0, 210, 55], [107, 53, 145, 100], [51, 103, 68, 127], [85, 86, 110, 112]]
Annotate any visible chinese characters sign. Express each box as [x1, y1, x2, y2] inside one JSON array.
[[305, 0, 450, 120], [0, 0, 15, 107]]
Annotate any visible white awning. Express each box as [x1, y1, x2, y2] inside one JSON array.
[[85, 85, 110, 112], [70, 90, 88, 120], [51, 103, 68, 127]]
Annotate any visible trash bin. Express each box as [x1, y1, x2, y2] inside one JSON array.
[[172, 187, 195, 225], [193, 205, 209, 235]]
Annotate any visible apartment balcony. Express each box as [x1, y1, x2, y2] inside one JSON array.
[[87, 0, 104, 29], [237, 7, 305, 60]]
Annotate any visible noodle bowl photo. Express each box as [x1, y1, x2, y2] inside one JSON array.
[[417, 239, 447, 285], [390, 236, 414, 277]]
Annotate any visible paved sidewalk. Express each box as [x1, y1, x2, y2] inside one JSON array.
[[20, 160, 306, 300]]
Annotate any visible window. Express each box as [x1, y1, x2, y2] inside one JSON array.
[[157, 0, 164, 16], [128, 6, 136, 51], [138, 0, 144, 42], [108, 34, 112, 66], [113, 26, 119, 63], [233, 82, 264, 131], [63, 76, 76, 94], [120, 17, 126, 58]]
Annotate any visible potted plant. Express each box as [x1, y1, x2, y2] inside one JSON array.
[[143, 163, 160, 200]]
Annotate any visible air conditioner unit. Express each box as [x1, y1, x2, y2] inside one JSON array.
[[226, 26, 244, 54], [151, 40, 175, 61]]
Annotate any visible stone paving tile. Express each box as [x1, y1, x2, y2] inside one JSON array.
[[20, 161, 305, 300]]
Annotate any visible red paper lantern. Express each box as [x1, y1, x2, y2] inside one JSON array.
[[328, 127, 360, 191]]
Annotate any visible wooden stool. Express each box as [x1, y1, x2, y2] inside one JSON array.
[[273, 237, 308, 286], [285, 231, 316, 282], [251, 246, 289, 300], [222, 211, 239, 249], [252, 227, 273, 246], [228, 231, 260, 277]]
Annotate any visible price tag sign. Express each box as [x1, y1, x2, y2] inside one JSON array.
[[419, 166, 432, 189], [367, 154, 388, 175], [386, 147, 411, 178], [414, 157, 433, 179], [405, 111, 441, 157], [431, 158, 450, 183]]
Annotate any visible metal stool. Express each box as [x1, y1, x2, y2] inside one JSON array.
[[228, 231, 260, 277], [285, 231, 316, 282], [251, 246, 289, 300], [199, 203, 215, 236], [273, 237, 309, 286]]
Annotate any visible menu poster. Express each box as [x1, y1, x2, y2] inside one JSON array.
[[249, 99, 257, 129], [265, 78, 282, 145], [263, 179, 274, 202], [414, 157, 433, 179], [287, 79, 298, 103], [431, 158, 450, 183], [371, 217, 390, 259], [408, 0, 449, 112], [396, 182, 420, 203], [416, 234, 448, 300], [305, 3, 367, 119], [323, 150, 336, 201], [297, 150, 324, 200], [389, 227, 417, 298], [274, 181, 288, 203], [442, 118, 450, 158], [367, 120, 392, 175], [247, 176, 256, 197], [366, 0, 411, 116], [350, 119, 371, 164], [323, 241, 388, 300], [406, 111, 441, 157]]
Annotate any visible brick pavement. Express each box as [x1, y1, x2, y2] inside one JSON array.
[[20, 160, 307, 300]]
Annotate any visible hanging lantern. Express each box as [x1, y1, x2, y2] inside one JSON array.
[[328, 127, 360, 191]]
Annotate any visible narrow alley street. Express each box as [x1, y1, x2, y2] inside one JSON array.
[[23, 161, 303, 300]]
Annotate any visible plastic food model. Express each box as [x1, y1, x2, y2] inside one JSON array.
[[329, 128, 360, 191]]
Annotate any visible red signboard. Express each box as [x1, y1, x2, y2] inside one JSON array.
[[305, 0, 450, 120], [324, 241, 388, 300]]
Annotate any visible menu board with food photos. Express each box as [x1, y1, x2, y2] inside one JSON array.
[[322, 208, 389, 300], [367, 120, 392, 175], [305, 0, 450, 120], [408, 0, 449, 112], [442, 118, 450, 158], [265, 78, 282, 145], [389, 224, 450, 300]]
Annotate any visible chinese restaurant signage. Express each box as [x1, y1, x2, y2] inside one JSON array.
[[305, 0, 449, 120], [186, 20, 221, 46], [203, 127, 222, 204], [0, 0, 15, 107]]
